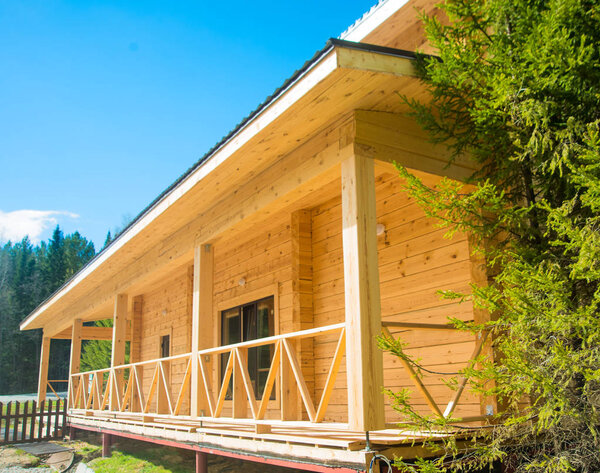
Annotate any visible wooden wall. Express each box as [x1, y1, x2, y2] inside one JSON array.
[[212, 213, 294, 419], [131, 168, 481, 423], [138, 271, 193, 414], [312, 170, 480, 423]]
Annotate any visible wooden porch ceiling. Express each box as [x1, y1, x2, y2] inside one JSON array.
[[21, 39, 428, 336]]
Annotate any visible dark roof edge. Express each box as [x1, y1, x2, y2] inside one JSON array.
[[22, 39, 423, 329]]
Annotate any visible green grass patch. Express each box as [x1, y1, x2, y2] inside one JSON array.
[[88, 441, 195, 473]]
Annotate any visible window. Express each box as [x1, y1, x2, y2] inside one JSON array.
[[160, 334, 170, 358], [221, 296, 274, 399]]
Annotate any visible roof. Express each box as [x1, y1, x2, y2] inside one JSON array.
[[21, 2, 426, 334]]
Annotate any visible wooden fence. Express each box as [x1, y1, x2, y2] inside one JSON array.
[[0, 399, 67, 444]]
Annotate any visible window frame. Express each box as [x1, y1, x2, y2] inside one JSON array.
[[216, 284, 280, 404]]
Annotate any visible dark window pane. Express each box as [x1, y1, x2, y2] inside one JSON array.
[[222, 308, 241, 345], [160, 335, 170, 358], [220, 296, 275, 402]]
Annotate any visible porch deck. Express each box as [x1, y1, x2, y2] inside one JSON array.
[[66, 320, 486, 471], [68, 411, 440, 472]]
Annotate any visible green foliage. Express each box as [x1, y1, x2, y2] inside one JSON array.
[[0, 226, 95, 394], [381, 0, 600, 471], [80, 319, 129, 372]]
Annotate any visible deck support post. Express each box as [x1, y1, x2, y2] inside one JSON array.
[[68, 319, 83, 409], [110, 294, 128, 411], [102, 432, 112, 457], [341, 151, 385, 431], [191, 244, 214, 417], [37, 334, 51, 403], [195, 451, 208, 473]]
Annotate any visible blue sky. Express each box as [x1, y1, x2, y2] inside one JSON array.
[[0, 0, 377, 249]]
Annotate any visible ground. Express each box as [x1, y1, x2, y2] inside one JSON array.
[[0, 435, 308, 472]]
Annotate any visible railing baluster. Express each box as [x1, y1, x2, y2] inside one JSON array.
[[234, 348, 258, 419], [198, 354, 215, 417], [282, 339, 316, 422], [316, 328, 346, 422], [257, 340, 281, 420], [133, 366, 145, 412], [173, 357, 192, 416], [144, 364, 160, 414], [444, 330, 490, 418], [215, 351, 233, 417]]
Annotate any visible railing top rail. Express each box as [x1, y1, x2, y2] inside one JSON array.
[[382, 321, 464, 331], [72, 322, 345, 377], [200, 322, 345, 355]]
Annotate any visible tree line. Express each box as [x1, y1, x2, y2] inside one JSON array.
[[0, 226, 95, 394]]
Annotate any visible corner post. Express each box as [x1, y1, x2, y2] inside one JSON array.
[[341, 151, 385, 431], [191, 243, 214, 417], [68, 319, 83, 409], [110, 294, 128, 411], [37, 334, 51, 404]]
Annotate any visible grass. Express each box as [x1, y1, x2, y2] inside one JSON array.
[[87, 440, 195, 473], [0, 446, 45, 469], [11, 448, 42, 467]]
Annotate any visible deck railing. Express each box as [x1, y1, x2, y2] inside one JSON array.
[[70, 323, 346, 423], [381, 321, 490, 423]]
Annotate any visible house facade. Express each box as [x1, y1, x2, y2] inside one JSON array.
[[21, 1, 494, 471]]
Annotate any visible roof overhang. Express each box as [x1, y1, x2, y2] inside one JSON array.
[[21, 39, 426, 334]]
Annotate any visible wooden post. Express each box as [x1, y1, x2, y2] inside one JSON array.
[[130, 296, 143, 411], [286, 209, 313, 421], [191, 244, 214, 417], [341, 152, 385, 431], [110, 294, 128, 411], [468, 237, 498, 418], [37, 335, 51, 404], [102, 432, 112, 457], [68, 319, 83, 409], [195, 451, 208, 473]]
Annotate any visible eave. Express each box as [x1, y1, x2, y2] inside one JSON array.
[[20, 39, 427, 335]]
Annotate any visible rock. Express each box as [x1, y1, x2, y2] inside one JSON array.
[[74, 463, 94, 473]]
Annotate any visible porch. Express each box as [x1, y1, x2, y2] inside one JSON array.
[[65, 319, 488, 471]]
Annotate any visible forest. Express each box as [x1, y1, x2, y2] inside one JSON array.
[[0, 226, 96, 394]]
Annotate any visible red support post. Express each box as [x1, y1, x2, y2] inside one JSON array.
[[102, 433, 112, 457], [196, 451, 208, 473]]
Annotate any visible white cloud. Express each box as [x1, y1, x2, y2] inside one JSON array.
[[0, 210, 79, 244]]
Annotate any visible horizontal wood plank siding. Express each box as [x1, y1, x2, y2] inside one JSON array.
[[312, 170, 479, 423], [140, 273, 192, 415], [213, 214, 293, 419]]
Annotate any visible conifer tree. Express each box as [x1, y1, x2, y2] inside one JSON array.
[[379, 0, 600, 471]]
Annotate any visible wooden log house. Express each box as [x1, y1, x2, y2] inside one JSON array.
[[20, 0, 494, 471]]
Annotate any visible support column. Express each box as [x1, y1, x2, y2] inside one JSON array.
[[68, 319, 83, 409], [37, 334, 51, 404], [110, 294, 128, 411], [282, 209, 313, 421], [102, 432, 112, 457], [195, 451, 208, 473], [341, 152, 385, 431], [191, 244, 214, 417]]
